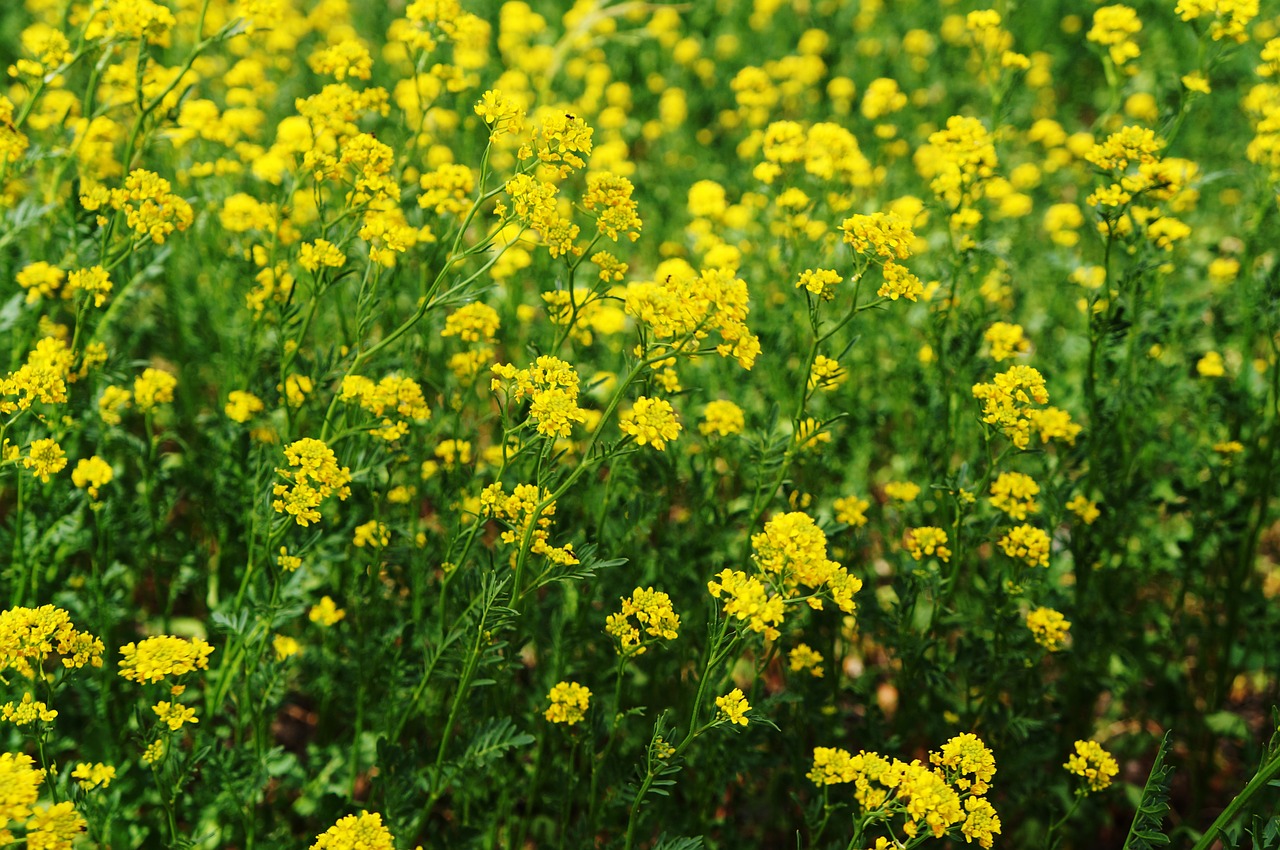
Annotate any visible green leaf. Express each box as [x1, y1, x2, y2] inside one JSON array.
[[458, 717, 534, 770], [1206, 711, 1249, 741], [1123, 731, 1176, 850]]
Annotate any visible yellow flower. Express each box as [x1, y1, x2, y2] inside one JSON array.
[[272, 438, 352, 526], [788, 643, 824, 677], [933, 733, 997, 794], [884, 480, 920, 502], [708, 569, 786, 639], [118, 635, 215, 683], [311, 811, 396, 850], [299, 239, 347, 271], [72, 456, 114, 500], [68, 266, 112, 307], [1, 692, 58, 725], [71, 762, 116, 790], [152, 700, 199, 731], [962, 796, 1002, 848], [133, 368, 177, 413], [1087, 5, 1142, 65], [25, 801, 86, 850], [998, 524, 1051, 567], [906, 527, 951, 562], [715, 688, 750, 726], [989, 472, 1039, 519], [700, 399, 745, 437], [1197, 351, 1225, 377], [840, 211, 915, 259], [1064, 740, 1119, 792], [141, 739, 166, 764], [309, 596, 346, 627], [273, 635, 302, 661], [1181, 71, 1211, 94], [99, 386, 132, 424], [1026, 607, 1071, 651], [795, 268, 842, 300], [545, 681, 591, 725], [23, 438, 67, 483], [620, 396, 681, 450], [605, 587, 680, 656], [984, 322, 1030, 361], [0, 605, 105, 675], [1066, 494, 1101, 525], [225, 390, 265, 423], [0, 751, 43, 824], [834, 494, 870, 527], [353, 520, 390, 548]]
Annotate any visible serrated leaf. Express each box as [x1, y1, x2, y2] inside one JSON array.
[[652, 835, 704, 850], [1123, 731, 1175, 850], [458, 717, 535, 770]]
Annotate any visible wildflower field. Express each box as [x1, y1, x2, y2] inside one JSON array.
[[4, 0, 1280, 847]]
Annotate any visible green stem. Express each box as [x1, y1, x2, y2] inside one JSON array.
[[1190, 749, 1280, 850]]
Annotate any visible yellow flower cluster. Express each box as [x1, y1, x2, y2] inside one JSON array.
[[988, 472, 1040, 520], [1175, 0, 1258, 43], [309, 596, 346, 627], [545, 681, 591, 725], [840, 212, 915, 260], [795, 268, 842, 301], [80, 169, 194, 244], [2, 337, 71, 414], [353, 520, 390, 549], [225, 391, 265, 424], [624, 266, 760, 369], [998, 524, 1052, 568], [752, 120, 872, 187], [0, 760, 87, 850], [906, 527, 952, 563], [133, 368, 177, 413], [715, 688, 751, 726], [1064, 740, 1119, 792], [984, 322, 1029, 362], [707, 568, 785, 639], [788, 643, 824, 677], [1088, 5, 1143, 66], [583, 173, 643, 241], [480, 482, 577, 566], [807, 733, 1001, 847], [152, 700, 199, 731], [0, 605, 104, 677], [620, 396, 681, 450], [118, 635, 214, 684], [340, 374, 432, 441], [1, 693, 57, 726], [973, 365, 1080, 449], [834, 494, 870, 528], [926, 115, 998, 210], [605, 587, 681, 656], [443, 302, 501, 344], [272, 438, 353, 526], [311, 811, 395, 850], [751, 511, 863, 613], [699, 400, 745, 437], [71, 762, 115, 791], [1026, 607, 1071, 651], [23, 438, 66, 483], [519, 111, 594, 177], [491, 356, 587, 439], [1066, 494, 1101, 525]]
